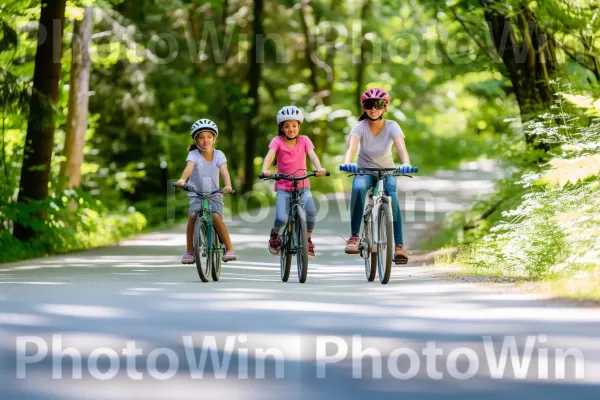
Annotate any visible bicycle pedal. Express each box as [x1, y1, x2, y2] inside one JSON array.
[[394, 256, 408, 265]]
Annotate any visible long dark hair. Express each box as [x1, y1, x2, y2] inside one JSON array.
[[187, 143, 199, 152], [358, 109, 387, 122]]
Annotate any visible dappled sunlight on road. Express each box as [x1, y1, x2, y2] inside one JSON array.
[[2, 163, 600, 398]]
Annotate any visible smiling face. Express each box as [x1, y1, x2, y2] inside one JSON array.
[[281, 120, 300, 139], [195, 130, 216, 150], [363, 99, 387, 120]]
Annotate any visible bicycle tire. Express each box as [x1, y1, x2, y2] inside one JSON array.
[[193, 218, 211, 282], [280, 230, 292, 282], [377, 205, 394, 284], [360, 214, 377, 282], [295, 207, 308, 283], [211, 227, 222, 281]]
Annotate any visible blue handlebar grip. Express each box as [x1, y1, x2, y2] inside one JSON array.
[[410, 166, 419, 173]]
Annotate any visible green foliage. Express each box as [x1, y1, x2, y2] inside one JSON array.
[[437, 83, 600, 279], [4, 0, 600, 264], [0, 187, 146, 263]]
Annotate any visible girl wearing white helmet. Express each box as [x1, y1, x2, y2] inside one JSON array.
[[175, 118, 237, 263], [261, 106, 327, 259]]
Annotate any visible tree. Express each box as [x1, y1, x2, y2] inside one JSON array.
[[14, 0, 67, 241], [480, 1, 559, 130], [355, 0, 371, 113], [59, 5, 93, 190], [242, 0, 264, 193]]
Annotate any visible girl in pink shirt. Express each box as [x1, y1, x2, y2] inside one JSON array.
[[261, 106, 327, 259]]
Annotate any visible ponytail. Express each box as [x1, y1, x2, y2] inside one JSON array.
[[187, 143, 198, 152], [359, 112, 368, 121]]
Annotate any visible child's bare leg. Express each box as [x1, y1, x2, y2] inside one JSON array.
[[186, 213, 195, 253], [213, 213, 233, 252], [307, 231, 312, 240]]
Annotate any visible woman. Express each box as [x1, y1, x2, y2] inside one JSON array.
[[339, 88, 414, 264]]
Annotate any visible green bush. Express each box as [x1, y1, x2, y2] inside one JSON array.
[[0, 188, 146, 263], [435, 81, 600, 279]]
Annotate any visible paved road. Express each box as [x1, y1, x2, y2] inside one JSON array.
[[1, 164, 599, 399]]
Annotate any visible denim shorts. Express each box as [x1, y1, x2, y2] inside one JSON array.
[[188, 196, 223, 217]]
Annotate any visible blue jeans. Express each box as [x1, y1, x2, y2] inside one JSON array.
[[274, 189, 317, 232], [350, 175, 403, 245]]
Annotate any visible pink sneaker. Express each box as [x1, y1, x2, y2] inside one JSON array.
[[181, 253, 194, 264], [223, 251, 237, 262]]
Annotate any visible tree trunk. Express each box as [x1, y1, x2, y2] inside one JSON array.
[[355, 0, 371, 114], [299, 2, 340, 157], [242, 0, 263, 193], [482, 1, 559, 150], [14, 0, 67, 241], [58, 5, 93, 191]]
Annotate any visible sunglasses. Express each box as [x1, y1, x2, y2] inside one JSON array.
[[362, 98, 386, 110]]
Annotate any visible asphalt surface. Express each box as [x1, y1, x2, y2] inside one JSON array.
[[1, 163, 599, 399]]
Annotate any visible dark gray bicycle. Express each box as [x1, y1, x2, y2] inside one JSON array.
[[259, 170, 330, 283]]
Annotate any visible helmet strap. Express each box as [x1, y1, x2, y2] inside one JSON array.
[[367, 115, 383, 121]]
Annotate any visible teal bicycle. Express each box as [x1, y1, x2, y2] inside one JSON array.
[[173, 183, 234, 282]]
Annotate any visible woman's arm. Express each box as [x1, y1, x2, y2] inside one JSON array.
[[261, 149, 277, 177], [219, 163, 233, 194], [175, 161, 195, 186], [344, 136, 360, 164], [392, 135, 410, 165]]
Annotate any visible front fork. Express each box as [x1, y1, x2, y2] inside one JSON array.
[[371, 195, 392, 250]]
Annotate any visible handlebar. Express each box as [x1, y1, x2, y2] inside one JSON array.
[[172, 182, 235, 196], [339, 166, 419, 174], [259, 170, 331, 181]]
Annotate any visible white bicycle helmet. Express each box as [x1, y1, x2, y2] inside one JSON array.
[[276, 106, 304, 124], [190, 118, 218, 139]]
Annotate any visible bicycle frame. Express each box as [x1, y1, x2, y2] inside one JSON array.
[[368, 177, 392, 248], [280, 179, 305, 256], [193, 197, 222, 256]]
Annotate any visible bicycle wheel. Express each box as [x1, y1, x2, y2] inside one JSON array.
[[211, 228, 222, 281], [294, 207, 308, 283], [377, 204, 394, 284], [360, 213, 377, 282], [193, 218, 211, 282], [280, 229, 292, 282]]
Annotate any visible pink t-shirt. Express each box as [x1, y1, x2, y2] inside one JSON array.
[[268, 135, 314, 192]]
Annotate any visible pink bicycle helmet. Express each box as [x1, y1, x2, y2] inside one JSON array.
[[361, 88, 390, 105]]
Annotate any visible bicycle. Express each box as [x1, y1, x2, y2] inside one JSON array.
[[341, 166, 418, 284], [173, 182, 235, 282], [259, 169, 330, 283]]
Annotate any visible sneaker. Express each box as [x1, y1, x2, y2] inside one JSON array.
[[268, 229, 282, 255], [223, 250, 237, 262], [181, 253, 194, 264], [308, 239, 315, 260], [394, 244, 409, 264], [344, 235, 359, 254]]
